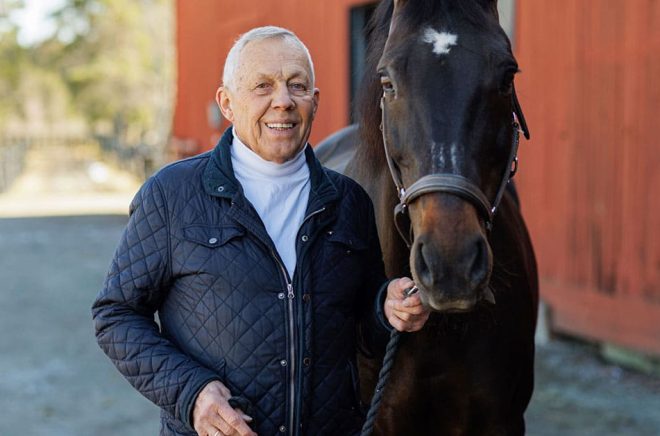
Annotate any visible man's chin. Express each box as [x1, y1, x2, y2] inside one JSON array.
[[265, 141, 308, 162], [261, 145, 305, 164]]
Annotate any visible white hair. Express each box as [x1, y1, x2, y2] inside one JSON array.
[[222, 26, 315, 91]]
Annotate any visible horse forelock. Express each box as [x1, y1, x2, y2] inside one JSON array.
[[395, 0, 499, 31]]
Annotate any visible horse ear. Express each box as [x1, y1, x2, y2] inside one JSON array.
[[480, 0, 500, 19], [389, 0, 407, 36]]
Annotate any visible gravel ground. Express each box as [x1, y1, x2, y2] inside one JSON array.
[[1, 214, 659, 436], [0, 215, 160, 436], [528, 338, 660, 435]]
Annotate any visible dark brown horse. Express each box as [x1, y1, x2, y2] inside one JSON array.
[[318, 0, 538, 434]]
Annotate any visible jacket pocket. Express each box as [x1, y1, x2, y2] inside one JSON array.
[[318, 229, 369, 294], [182, 224, 244, 248], [325, 229, 369, 252]]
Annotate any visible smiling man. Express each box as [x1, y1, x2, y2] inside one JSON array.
[[217, 32, 319, 164], [92, 26, 429, 436]]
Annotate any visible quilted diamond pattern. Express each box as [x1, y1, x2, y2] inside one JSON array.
[[92, 129, 389, 435]]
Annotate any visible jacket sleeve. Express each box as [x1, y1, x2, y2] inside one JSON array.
[[91, 176, 220, 430], [356, 193, 393, 357]]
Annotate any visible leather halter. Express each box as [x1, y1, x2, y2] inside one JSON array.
[[381, 86, 529, 247]]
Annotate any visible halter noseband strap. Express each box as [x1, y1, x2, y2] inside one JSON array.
[[403, 174, 493, 222], [380, 90, 526, 247]]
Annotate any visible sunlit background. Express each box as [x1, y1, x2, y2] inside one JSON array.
[[0, 0, 172, 216], [1, 1, 171, 433]]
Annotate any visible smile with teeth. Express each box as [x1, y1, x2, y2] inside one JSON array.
[[266, 122, 295, 130]]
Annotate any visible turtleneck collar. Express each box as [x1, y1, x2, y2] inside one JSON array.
[[231, 128, 308, 179]]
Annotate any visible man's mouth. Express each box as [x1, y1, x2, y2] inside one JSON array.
[[266, 123, 295, 131]]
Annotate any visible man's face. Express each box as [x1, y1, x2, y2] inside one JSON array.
[[217, 37, 320, 163]]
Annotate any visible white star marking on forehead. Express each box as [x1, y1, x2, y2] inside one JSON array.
[[421, 27, 458, 55]]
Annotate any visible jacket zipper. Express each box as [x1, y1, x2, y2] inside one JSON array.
[[269, 252, 297, 436], [268, 206, 326, 436]]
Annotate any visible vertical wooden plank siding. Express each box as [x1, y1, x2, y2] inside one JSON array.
[[515, 1, 660, 355], [173, 0, 368, 152]]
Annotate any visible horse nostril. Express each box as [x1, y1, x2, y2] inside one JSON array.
[[414, 241, 434, 289], [468, 237, 490, 288]]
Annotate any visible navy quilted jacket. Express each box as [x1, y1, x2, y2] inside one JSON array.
[[92, 128, 390, 435]]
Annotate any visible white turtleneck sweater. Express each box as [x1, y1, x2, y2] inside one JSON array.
[[230, 130, 311, 278]]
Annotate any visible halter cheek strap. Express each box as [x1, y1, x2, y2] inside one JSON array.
[[380, 90, 527, 247]]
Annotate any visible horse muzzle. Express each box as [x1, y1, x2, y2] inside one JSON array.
[[408, 195, 494, 312]]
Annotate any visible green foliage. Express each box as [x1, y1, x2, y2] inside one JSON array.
[[0, 0, 174, 143]]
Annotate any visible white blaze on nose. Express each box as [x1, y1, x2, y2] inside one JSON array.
[[421, 28, 458, 55], [450, 143, 459, 170]]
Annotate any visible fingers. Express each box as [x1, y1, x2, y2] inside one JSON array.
[[385, 277, 431, 332], [207, 404, 255, 436], [390, 277, 414, 294], [388, 312, 429, 332], [202, 410, 256, 436], [393, 294, 426, 313], [214, 404, 256, 436], [192, 381, 256, 436]]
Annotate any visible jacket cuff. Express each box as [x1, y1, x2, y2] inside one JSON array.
[[375, 279, 394, 332], [179, 372, 223, 431]]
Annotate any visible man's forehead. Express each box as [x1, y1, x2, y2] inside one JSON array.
[[238, 38, 312, 75]]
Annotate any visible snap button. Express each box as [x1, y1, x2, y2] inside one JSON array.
[[303, 357, 311, 366], [346, 249, 352, 255], [301, 235, 309, 242], [216, 185, 225, 192], [277, 292, 285, 300], [279, 425, 286, 433], [327, 230, 333, 236], [280, 359, 287, 367], [302, 293, 311, 303], [208, 237, 218, 244]]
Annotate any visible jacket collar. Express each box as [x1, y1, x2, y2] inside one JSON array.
[[203, 128, 339, 213]]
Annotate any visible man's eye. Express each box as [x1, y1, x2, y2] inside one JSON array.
[[256, 83, 270, 89], [290, 83, 307, 91]]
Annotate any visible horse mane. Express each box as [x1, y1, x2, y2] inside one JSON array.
[[355, 0, 501, 170]]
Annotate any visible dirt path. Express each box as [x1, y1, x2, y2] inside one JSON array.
[[0, 142, 141, 218], [0, 143, 157, 435], [0, 215, 160, 435], [527, 339, 660, 435]]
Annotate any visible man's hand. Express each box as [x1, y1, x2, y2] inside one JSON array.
[[384, 277, 431, 332], [192, 380, 256, 436]]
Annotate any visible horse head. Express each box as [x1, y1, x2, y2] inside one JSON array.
[[374, 0, 529, 312]]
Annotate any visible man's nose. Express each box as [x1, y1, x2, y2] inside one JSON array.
[[271, 85, 295, 109]]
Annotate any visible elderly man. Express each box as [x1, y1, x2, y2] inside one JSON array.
[[93, 26, 429, 436]]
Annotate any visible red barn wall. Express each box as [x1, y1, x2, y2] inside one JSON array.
[[173, 0, 370, 153], [515, 1, 660, 355]]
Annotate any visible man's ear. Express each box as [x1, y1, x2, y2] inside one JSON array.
[[216, 86, 234, 122], [312, 88, 320, 119]]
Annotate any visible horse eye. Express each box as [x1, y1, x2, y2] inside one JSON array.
[[380, 75, 395, 94], [500, 69, 517, 95]]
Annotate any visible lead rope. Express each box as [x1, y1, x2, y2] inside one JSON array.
[[360, 286, 418, 436]]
